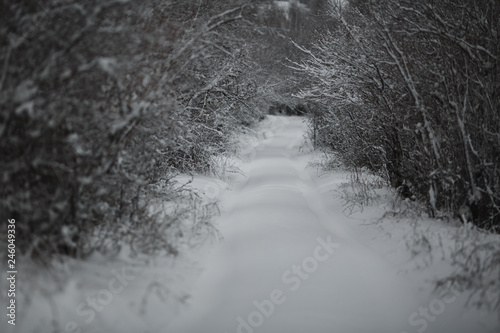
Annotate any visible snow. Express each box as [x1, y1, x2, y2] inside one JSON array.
[[165, 117, 412, 333], [13, 79, 37, 104], [2, 116, 498, 333], [273, 1, 309, 21], [97, 57, 118, 76], [166, 116, 499, 333], [275, 1, 291, 10]]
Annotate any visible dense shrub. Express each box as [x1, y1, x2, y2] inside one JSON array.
[[0, 0, 267, 261], [295, 0, 500, 230]]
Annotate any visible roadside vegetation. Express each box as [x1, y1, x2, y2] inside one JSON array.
[[296, 0, 500, 313], [0, 1, 261, 263], [1, 0, 499, 324]]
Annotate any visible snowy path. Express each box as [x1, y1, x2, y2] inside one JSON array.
[[168, 117, 419, 333]]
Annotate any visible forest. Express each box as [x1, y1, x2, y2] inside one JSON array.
[[1, 0, 499, 331]]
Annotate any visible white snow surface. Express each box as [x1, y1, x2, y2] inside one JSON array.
[[3, 116, 498, 333], [165, 116, 499, 333], [168, 117, 412, 333]]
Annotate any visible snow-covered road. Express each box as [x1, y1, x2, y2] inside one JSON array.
[[167, 117, 419, 333], [5, 117, 496, 333]]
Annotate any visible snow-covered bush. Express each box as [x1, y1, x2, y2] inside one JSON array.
[[295, 0, 500, 230], [0, 0, 265, 262], [294, 0, 500, 312], [441, 227, 500, 312]]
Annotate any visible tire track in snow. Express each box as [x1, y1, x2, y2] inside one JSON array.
[[167, 117, 418, 333]]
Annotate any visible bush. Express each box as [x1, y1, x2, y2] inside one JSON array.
[[295, 0, 500, 230], [0, 0, 265, 262]]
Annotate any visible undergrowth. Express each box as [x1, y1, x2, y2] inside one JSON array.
[[315, 147, 500, 316]]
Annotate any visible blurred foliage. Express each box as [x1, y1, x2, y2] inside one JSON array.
[[0, 0, 263, 261]]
